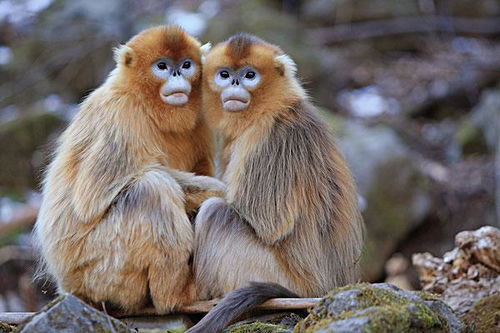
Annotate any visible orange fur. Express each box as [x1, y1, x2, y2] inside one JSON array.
[[34, 26, 224, 314]]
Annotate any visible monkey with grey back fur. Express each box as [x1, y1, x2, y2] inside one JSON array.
[[188, 34, 364, 333]]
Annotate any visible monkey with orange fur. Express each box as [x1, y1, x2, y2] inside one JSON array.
[[34, 26, 224, 314], [189, 34, 364, 332]]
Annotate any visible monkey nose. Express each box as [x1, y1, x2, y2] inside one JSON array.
[[232, 79, 239, 86]]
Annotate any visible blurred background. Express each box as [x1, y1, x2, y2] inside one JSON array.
[[0, 0, 498, 312]]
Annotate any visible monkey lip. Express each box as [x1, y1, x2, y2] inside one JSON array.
[[222, 97, 250, 111], [161, 92, 189, 106]]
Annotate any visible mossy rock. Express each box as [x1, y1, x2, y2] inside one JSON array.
[[461, 294, 500, 333], [294, 283, 465, 332]]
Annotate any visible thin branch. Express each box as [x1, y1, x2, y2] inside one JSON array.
[[0, 298, 321, 324], [308, 16, 500, 44]]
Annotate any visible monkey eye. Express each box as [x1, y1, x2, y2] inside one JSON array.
[[182, 60, 191, 69], [157, 62, 168, 70], [219, 70, 230, 79], [245, 71, 256, 79]]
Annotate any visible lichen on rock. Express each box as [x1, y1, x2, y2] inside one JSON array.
[[294, 283, 464, 333]]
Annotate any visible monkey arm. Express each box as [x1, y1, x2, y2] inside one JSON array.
[[191, 154, 215, 177], [227, 125, 308, 245], [169, 169, 226, 214]]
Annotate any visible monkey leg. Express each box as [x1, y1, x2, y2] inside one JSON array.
[[193, 198, 292, 299], [78, 168, 195, 313]]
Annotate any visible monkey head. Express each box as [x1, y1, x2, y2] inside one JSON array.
[[202, 34, 306, 135], [113, 25, 206, 132]]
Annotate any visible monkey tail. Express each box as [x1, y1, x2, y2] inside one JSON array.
[[186, 282, 298, 333]]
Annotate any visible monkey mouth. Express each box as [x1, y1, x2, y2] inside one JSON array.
[[161, 92, 189, 106], [222, 97, 250, 112]]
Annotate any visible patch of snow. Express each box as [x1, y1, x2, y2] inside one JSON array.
[[338, 86, 400, 118], [0, 104, 19, 124], [0, 197, 24, 225], [0, 45, 12, 65], [43, 94, 64, 113], [165, 7, 207, 37], [199, 0, 220, 18]]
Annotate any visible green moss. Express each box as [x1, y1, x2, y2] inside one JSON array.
[[461, 294, 500, 333], [226, 321, 288, 333], [295, 284, 448, 333], [415, 291, 441, 302], [455, 118, 489, 156]]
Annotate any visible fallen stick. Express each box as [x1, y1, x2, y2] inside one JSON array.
[[0, 298, 321, 325]]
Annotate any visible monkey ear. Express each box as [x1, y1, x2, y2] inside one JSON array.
[[200, 42, 212, 64], [113, 44, 135, 67], [274, 54, 297, 77]]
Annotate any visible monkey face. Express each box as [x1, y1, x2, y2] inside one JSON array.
[[115, 26, 203, 111], [203, 34, 303, 132], [151, 57, 197, 106], [113, 26, 205, 132], [213, 66, 261, 112]]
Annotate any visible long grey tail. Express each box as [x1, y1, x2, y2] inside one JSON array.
[[187, 282, 298, 333]]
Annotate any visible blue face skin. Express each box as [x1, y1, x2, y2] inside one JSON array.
[[213, 66, 261, 112], [151, 58, 197, 105]]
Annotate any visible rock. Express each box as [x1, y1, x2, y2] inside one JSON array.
[[295, 283, 465, 333], [17, 293, 132, 333], [413, 226, 500, 319]]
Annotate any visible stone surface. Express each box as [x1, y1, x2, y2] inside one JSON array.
[[17, 293, 132, 333], [413, 226, 500, 316], [295, 283, 465, 333]]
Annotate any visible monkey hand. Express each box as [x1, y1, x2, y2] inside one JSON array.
[[183, 178, 225, 214], [168, 169, 226, 214]]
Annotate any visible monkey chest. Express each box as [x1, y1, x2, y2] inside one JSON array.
[[162, 137, 198, 172]]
